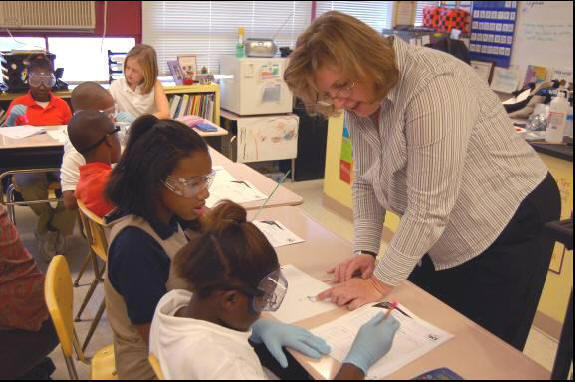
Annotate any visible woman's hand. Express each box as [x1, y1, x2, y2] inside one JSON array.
[[327, 254, 376, 283], [317, 277, 394, 310]]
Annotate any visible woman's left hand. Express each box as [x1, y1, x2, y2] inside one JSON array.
[[317, 278, 394, 310]]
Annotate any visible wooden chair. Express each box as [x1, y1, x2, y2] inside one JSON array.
[[44, 255, 117, 380]]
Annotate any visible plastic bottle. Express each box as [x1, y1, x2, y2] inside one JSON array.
[[546, 91, 569, 143], [565, 101, 573, 138], [235, 27, 245, 58]]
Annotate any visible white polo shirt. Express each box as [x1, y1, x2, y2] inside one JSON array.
[[150, 289, 267, 380], [109, 78, 156, 117]]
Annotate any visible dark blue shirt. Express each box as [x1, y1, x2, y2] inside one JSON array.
[[107, 212, 192, 325]]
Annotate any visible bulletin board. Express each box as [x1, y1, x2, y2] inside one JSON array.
[[469, 1, 518, 68], [511, 1, 573, 82]]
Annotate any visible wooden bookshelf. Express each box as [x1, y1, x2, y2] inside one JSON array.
[[1, 83, 220, 124]]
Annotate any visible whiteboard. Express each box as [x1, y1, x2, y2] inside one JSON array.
[[511, 1, 573, 83]]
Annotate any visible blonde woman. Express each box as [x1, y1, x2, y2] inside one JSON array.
[[285, 11, 561, 351], [110, 44, 170, 119]]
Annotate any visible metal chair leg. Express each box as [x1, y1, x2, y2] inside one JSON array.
[[74, 252, 92, 287], [82, 299, 106, 353], [7, 184, 17, 225], [74, 252, 102, 322]]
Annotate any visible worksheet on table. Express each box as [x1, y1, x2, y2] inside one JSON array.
[[311, 305, 454, 379], [206, 166, 267, 208], [253, 220, 304, 248], [0, 126, 46, 139], [269, 265, 338, 324]]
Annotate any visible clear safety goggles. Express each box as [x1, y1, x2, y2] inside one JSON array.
[[74, 105, 118, 122], [163, 169, 216, 198], [28, 73, 56, 88], [220, 269, 288, 313]]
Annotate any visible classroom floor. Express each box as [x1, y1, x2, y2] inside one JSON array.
[[13, 179, 559, 379]]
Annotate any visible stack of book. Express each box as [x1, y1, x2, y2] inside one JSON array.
[[169, 94, 215, 121]]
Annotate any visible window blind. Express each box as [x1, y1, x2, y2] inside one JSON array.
[[143, 1, 312, 75], [315, 1, 394, 32]]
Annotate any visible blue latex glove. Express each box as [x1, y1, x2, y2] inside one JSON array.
[[343, 312, 400, 375], [116, 111, 136, 124], [250, 318, 331, 368], [5, 105, 28, 126]]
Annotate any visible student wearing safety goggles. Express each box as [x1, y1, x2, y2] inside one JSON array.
[[150, 200, 400, 380], [67, 110, 122, 218], [103, 115, 213, 380], [61, 82, 135, 211], [3, 54, 75, 262]]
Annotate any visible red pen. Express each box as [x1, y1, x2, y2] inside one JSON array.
[[383, 300, 398, 320]]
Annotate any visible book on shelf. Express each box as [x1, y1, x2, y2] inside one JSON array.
[[167, 60, 185, 85], [169, 95, 182, 119], [168, 93, 215, 121], [179, 94, 190, 119]]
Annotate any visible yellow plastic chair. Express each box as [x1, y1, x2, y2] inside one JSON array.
[[75, 200, 111, 352], [148, 353, 165, 380], [45, 255, 117, 380]]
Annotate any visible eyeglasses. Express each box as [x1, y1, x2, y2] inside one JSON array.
[[74, 106, 118, 121], [28, 73, 56, 88], [213, 269, 288, 313], [77, 126, 121, 155], [316, 80, 358, 107], [163, 169, 216, 198]]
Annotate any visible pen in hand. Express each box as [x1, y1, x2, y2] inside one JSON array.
[[383, 300, 398, 320]]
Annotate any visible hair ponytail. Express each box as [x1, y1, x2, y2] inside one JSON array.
[[174, 200, 279, 298]]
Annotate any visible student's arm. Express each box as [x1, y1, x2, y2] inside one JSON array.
[[135, 323, 151, 345], [60, 144, 84, 210], [4, 102, 29, 126], [63, 191, 78, 210], [338, 313, 400, 380], [153, 80, 170, 119]]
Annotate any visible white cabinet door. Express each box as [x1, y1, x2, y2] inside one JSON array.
[[237, 115, 299, 163]]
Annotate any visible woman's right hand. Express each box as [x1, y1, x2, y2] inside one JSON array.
[[327, 254, 376, 283], [342, 313, 400, 375]]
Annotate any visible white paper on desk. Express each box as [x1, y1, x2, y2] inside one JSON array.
[[205, 166, 267, 208], [269, 265, 338, 324], [311, 305, 454, 379], [46, 127, 67, 143], [253, 220, 304, 248], [0, 126, 45, 139]]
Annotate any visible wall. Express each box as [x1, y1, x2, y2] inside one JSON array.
[[0, 1, 142, 41], [323, 115, 401, 234], [510, 1, 573, 84]]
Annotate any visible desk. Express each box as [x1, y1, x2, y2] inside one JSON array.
[[248, 206, 551, 380], [0, 126, 64, 171], [0, 133, 302, 210], [0, 125, 226, 171], [208, 147, 303, 209]]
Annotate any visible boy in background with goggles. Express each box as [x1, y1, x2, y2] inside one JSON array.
[[61, 81, 135, 211], [67, 110, 122, 217], [2, 54, 75, 262], [150, 200, 400, 380]]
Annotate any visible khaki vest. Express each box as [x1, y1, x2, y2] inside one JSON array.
[[104, 214, 188, 380]]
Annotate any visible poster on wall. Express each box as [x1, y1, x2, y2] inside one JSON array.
[[469, 1, 517, 68], [339, 124, 352, 184]]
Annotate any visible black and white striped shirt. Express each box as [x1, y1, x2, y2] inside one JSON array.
[[349, 37, 548, 286]]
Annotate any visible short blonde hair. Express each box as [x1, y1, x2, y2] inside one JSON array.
[[125, 44, 159, 94], [284, 11, 399, 117]]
